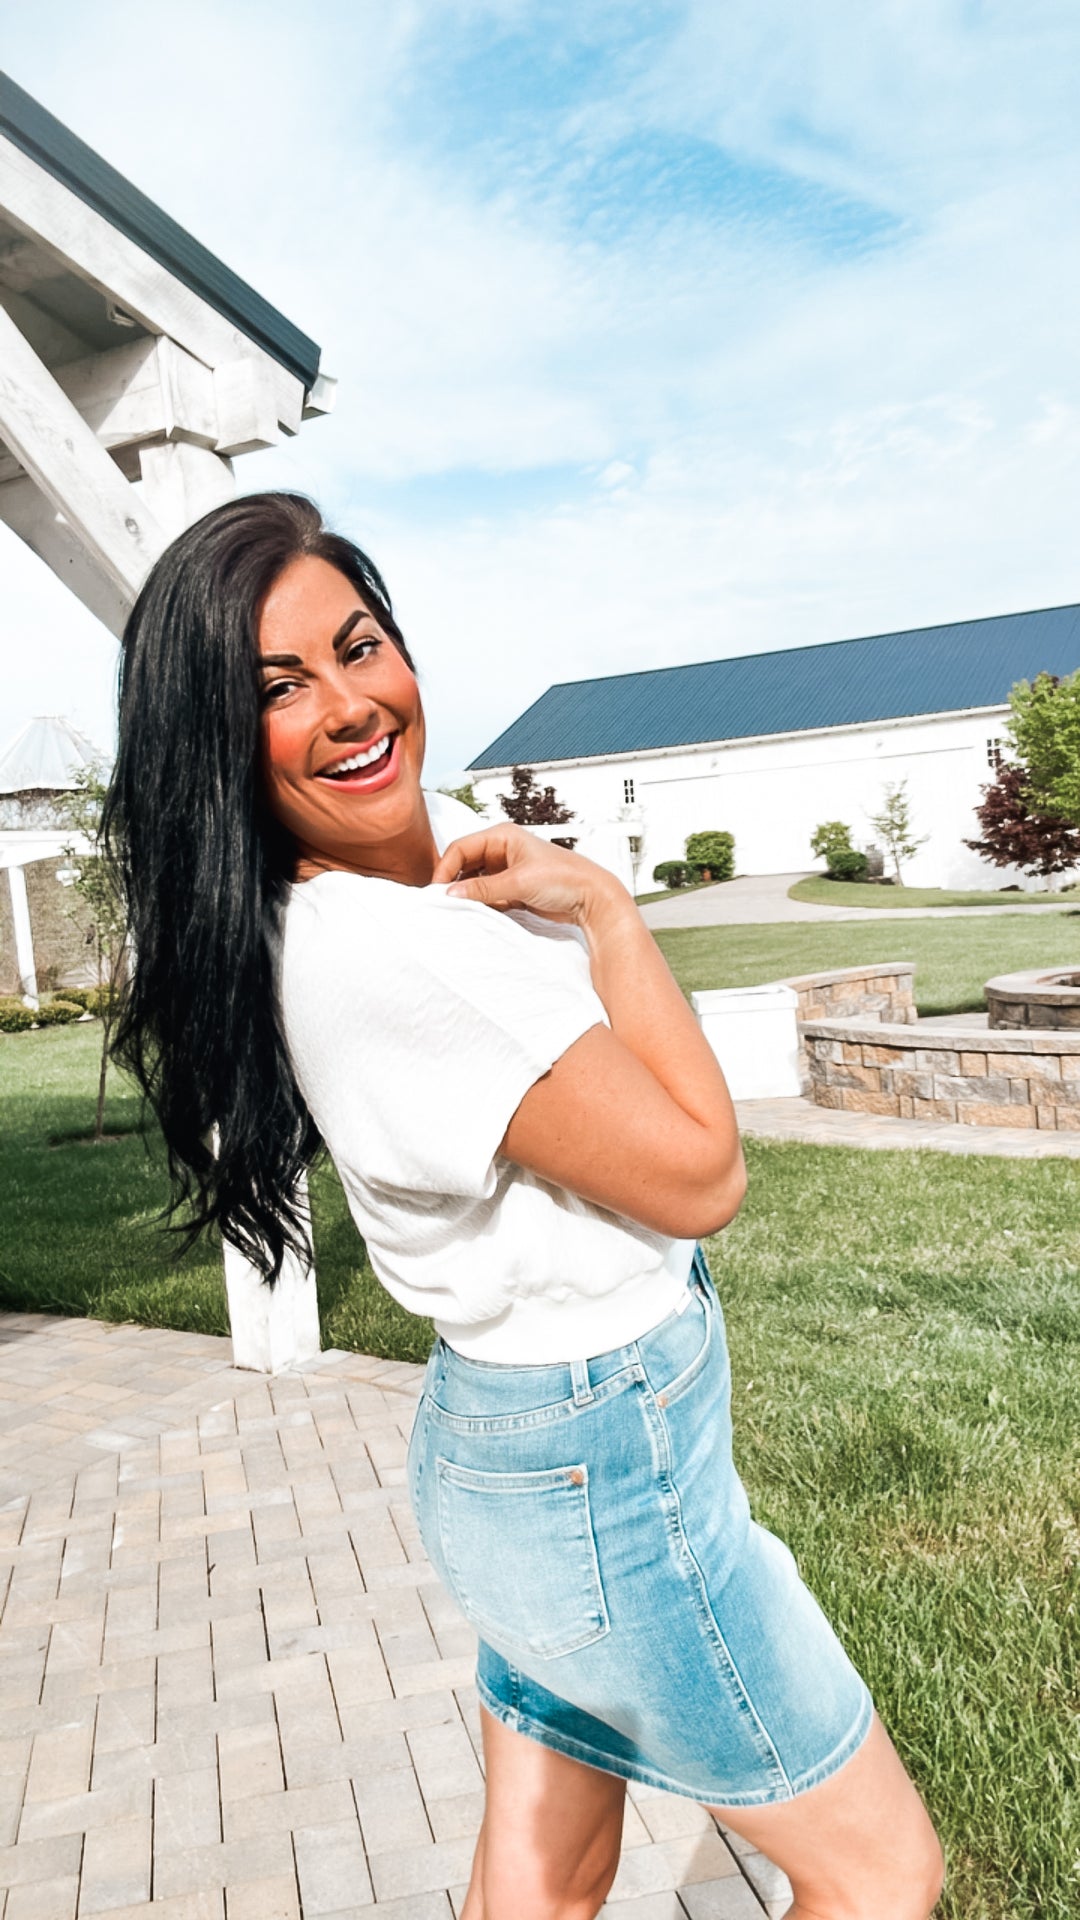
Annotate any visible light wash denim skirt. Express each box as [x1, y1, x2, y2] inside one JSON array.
[[407, 1249, 873, 1807]]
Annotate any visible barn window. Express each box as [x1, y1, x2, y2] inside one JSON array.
[[623, 777, 635, 805], [986, 737, 1005, 769]]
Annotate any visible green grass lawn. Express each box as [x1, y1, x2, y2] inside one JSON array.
[[790, 874, 1080, 910], [655, 913, 1080, 1015], [3, 1024, 1079, 1915]]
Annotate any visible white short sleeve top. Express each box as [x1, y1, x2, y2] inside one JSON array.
[[277, 792, 692, 1362]]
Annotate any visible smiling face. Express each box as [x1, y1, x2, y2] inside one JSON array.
[[257, 553, 435, 884]]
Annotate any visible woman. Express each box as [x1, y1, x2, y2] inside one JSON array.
[[106, 493, 943, 1920]]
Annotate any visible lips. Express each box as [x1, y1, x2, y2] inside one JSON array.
[[315, 732, 400, 792]]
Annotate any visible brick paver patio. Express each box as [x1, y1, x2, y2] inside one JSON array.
[[0, 1313, 790, 1919], [736, 1092, 1080, 1157]]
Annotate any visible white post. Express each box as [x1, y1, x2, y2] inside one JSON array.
[[7, 864, 38, 1005], [138, 442, 236, 535], [221, 1171, 322, 1372]]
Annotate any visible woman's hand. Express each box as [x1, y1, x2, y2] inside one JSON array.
[[432, 824, 629, 931]]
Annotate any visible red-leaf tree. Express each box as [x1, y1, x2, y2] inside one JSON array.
[[964, 761, 1080, 883], [498, 766, 574, 826]]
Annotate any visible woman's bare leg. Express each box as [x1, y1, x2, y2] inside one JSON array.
[[708, 1713, 944, 1920], [460, 1704, 626, 1920]]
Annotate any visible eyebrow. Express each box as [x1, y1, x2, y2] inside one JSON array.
[[332, 609, 369, 653], [258, 608, 375, 671]]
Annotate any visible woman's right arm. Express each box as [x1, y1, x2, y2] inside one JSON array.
[[433, 827, 746, 1239]]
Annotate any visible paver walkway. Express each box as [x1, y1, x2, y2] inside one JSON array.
[[0, 1313, 790, 1920], [737, 1094, 1080, 1158], [640, 871, 1080, 929]]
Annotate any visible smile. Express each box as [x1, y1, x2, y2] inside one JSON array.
[[316, 732, 400, 789]]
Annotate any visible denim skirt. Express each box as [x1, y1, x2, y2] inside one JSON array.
[[407, 1249, 873, 1807]]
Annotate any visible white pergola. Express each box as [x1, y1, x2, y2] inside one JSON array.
[[1, 70, 331, 1371]]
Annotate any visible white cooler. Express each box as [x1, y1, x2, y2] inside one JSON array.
[[690, 983, 803, 1100]]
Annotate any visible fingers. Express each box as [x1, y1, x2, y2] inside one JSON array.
[[445, 872, 517, 910], [430, 828, 515, 886]]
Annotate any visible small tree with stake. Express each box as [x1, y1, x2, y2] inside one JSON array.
[[964, 760, 1080, 886], [866, 779, 927, 883], [498, 767, 575, 827], [58, 766, 128, 1144]]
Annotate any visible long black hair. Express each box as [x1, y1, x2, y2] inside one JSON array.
[[104, 492, 414, 1280]]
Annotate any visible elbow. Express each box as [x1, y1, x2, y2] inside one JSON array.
[[666, 1146, 747, 1241], [696, 1157, 747, 1238]]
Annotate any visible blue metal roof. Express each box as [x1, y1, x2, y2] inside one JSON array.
[[468, 602, 1080, 769]]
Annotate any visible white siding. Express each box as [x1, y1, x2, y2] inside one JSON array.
[[471, 708, 1024, 893]]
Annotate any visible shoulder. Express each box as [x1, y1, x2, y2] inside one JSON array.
[[424, 788, 487, 849]]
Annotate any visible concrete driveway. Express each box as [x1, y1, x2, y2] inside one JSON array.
[[639, 872, 1080, 929]]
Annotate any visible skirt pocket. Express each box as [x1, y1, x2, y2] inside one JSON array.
[[435, 1458, 610, 1659]]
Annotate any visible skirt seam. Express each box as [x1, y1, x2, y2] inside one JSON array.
[[476, 1668, 874, 1809]]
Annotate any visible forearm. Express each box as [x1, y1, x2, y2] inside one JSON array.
[[581, 883, 742, 1147]]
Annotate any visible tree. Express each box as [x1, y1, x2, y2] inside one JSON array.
[[1007, 671, 1080, 825], [684, 831, 735, 882], [866, 779, 927, 882], [437, 782, 486, 814], [57, 766, 128, 1144], [498, 767, 574, 826], [964, 760, 1080, 884], [810, 821, 854, 867]]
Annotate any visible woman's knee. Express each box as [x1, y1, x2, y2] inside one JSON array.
[[796, 1820, 944, 1920]]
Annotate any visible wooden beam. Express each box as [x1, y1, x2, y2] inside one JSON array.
[[0, 133, 307, 434], [0, 232, 58, 292], [0, 473, 132, 633], [139, 441, 235, 539], [0, 301, 166, 600]]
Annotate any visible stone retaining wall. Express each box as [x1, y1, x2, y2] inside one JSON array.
[[986, 968, 1080, 1031], [783, 962, 917, 1027], [804, 1018, 1080, 1131]]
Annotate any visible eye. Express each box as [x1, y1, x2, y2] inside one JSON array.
[[345, 635, 381, 664], [260, 678, 298, 707]]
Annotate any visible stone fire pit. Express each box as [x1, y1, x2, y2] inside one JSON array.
[[985, 969, 1080, 1031]]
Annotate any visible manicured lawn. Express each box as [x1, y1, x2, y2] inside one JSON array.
[[3, 1024, 1079, 1914], [790, 874, 1080, 910], [654, 913, 1080, 1014], [634, 879, 724, 905], [0, 1023, 431, 1360]]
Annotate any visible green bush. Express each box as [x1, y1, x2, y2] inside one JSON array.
[[810, 820, 854, 866], [60, 985, 115, 1017], [0, 1000, 36, 1034], [684, 831, 735, 882], [34, 1000, 84, 1027], [652, 860, 694, 889], [828, 848, 871, 882]]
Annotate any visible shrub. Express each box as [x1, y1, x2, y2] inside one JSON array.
[[684, 831, 735, 882], [0, 1000, 35, 1034], [60, 985, 117, 1017], [810, 820, 854, 866], [652, 860, 694, 889], [34, 999, 84, 1026], [828, 849, 870, 882]]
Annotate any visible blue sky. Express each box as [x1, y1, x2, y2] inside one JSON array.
[[3, 1, 1080, 780]]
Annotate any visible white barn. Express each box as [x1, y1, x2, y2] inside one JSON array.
[[467, 604, 1080, 893]]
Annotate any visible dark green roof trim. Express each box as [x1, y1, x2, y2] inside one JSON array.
[[469, 602, 1080, 769], [0, 70, 321, 391]]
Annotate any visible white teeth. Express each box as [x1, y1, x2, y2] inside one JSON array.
[[325, 735, 391, 775]]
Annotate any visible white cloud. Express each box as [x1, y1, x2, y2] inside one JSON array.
[[2, 1, 1080, 785]]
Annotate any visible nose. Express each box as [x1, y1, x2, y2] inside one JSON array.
[[320, 675, 381, 740]]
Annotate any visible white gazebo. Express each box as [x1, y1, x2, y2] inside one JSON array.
[[0, 713, 101, 998], [0, 69, 332, 1370]]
